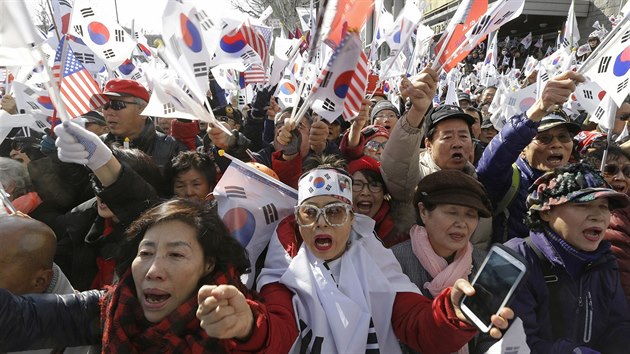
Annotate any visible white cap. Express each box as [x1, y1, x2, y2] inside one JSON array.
[[297, 168, 353, 205]]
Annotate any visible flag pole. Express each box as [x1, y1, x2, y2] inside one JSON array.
[[46, 0, 61, 41]]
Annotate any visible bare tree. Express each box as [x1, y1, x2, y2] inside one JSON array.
[[231, 0, 314, 32], [33, 0, 52, 34]]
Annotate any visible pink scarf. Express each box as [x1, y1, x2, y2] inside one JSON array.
[[410, 224, 473, 354], [410, 225, 473, 297]]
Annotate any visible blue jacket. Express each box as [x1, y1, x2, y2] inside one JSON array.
[[505, 232, 630, 354], [476, 113, 543, 241], [0, 289, 102, 351]]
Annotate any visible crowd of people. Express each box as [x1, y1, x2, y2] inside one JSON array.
[[1, 11, 630, 354]]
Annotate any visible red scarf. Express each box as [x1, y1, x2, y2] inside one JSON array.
[[100, 267, 246, 354]]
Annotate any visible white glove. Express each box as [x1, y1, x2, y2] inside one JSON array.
[[54, 120, 112, 171]]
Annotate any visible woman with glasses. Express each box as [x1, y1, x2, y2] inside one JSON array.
[[392, 169, 500, 354], [348, 155, 408, 247], [583, 145, 630, 305], [252, 161, 513, 353], [476, 74, 584, 242]]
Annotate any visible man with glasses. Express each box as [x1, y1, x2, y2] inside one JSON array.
[[476, 70, 585, 242], [370, 100, 400, 133], [100, 79, 186, 172]]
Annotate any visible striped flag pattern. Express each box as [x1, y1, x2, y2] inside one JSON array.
[[239, 21, 269, 67], [52, 37, 107, 118], [342, 51, 368, 121], [243, 63, 267, 84]]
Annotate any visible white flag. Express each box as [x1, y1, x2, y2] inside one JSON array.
[[581, 20, 630, 107], [69, 0, 136, 68], [213, 158, 297, 289], [562, 0, 580, 48], [520, 32, 532, 49]]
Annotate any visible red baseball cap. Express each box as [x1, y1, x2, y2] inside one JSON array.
[[103, 79, 150, 102]]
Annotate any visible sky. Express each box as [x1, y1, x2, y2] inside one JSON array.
[[25, 0, 238, 34]]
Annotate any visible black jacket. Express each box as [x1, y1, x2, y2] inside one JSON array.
[[53, 165, 160, 290], [102, 118, 187, 173]]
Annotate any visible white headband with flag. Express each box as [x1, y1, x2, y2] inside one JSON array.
[[298, 169, 353, 205]]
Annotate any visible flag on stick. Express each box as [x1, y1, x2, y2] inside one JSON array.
[[214, 156, 298, 289], [52, 37, 107, 118]]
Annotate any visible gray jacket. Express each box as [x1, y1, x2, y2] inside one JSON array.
[[381, 116, 492, 250]]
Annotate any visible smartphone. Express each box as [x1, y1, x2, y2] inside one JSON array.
[[460, 244, 527, 333]]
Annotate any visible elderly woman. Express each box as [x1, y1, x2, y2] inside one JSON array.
[[254, 161, 512, 353], [505, 163, 630, 353], [0, 198, 274, 352], [0, 157, 42, 215], [392, 169, 494, 353], [166, 151, 217, 200]]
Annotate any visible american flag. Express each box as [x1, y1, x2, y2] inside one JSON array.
[[239, 21, 269, 68], [342, 51, 368, 121], [52, 37, 108, 118], [243, 63, 267, 84]]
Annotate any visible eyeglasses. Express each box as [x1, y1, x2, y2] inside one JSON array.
[[603, 164, 630, 178], [352, 180, 383, 193], [103, 99, 141, 111], [295, 202, 353, 227], [364, 140, 387, 152], [374, 113, 398, 120], [534, 132, 573, 145]]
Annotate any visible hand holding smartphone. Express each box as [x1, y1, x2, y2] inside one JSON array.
[[460, 244, 527, 333]]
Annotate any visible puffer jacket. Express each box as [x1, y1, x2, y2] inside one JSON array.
[[0, 289, 103, 351], [476, 113, 543, 241], [605, 205, 630, 306], [505, 231, 630, 354], [102, 118, 187, 172]]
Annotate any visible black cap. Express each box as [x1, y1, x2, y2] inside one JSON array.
[[424, 105, 475, 133], [213, 104, 242, 125], [538, 110, 581, 135], [79, 110, 106, 126], [457, 92, 471, 103], [480, 119, 495, 129]]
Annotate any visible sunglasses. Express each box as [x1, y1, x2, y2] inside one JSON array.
[[364, 140, 387, 152], [534, 132, 573, 145], [603, 164, 630, 178], [295, 202, 353, 227], [103, 99, 141, 111]]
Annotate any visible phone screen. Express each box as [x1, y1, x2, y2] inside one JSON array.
[[463, 248, 524, 329]]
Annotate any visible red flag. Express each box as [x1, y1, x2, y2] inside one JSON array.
[[52, 37, 107, 118], [342, 51, 368, 121], [324, 0, 374, 48], [434, 0, 488, 72], [239, 20, 269, 67]]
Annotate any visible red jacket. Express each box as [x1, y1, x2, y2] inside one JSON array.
[[259, 215, 477, 354]]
